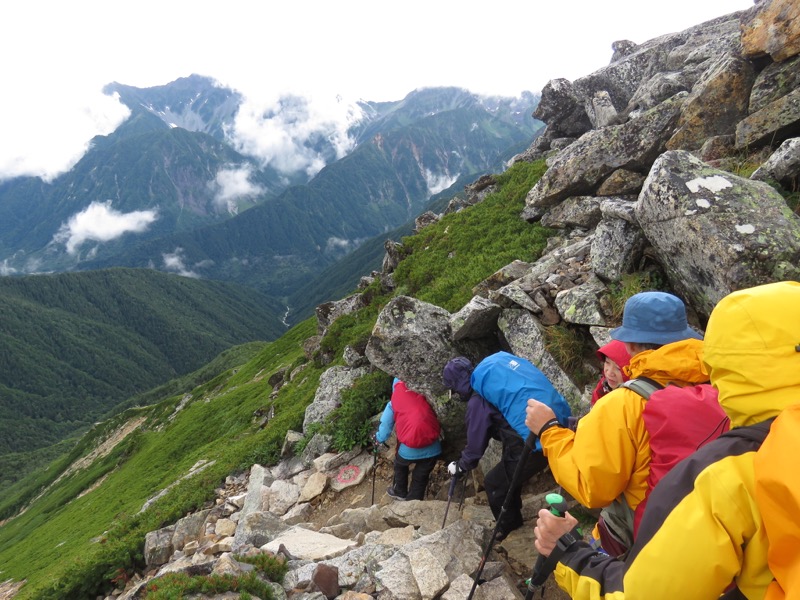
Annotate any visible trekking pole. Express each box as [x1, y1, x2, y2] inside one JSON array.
[[467, 432, 537, 600], [370, 438, 381, 505], [371, 449, 377, 505], [524, 492, 569, 600], [457, 472, 468, 512], [441, 474, 459, 528]]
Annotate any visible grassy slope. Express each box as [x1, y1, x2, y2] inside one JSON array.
[[0, 319, 316, 598], [0, 160, 554, 599]]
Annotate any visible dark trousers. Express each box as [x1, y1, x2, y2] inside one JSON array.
[[393, 454, 440, 500], [483, 441, 548, 534]]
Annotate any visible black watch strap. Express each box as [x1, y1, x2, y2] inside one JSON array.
[[556, 527, 582, 552]]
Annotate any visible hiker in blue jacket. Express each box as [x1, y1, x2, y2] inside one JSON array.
[[373, 379, 442, 501], [442, 353, 570, 540]]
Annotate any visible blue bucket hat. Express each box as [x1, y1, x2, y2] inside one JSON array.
[[610, 291, 703, 345]]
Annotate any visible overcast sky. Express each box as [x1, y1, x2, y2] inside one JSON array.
[[0, 0, 754, 182]]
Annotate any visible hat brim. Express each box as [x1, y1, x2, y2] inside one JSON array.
[[610, 325, 703, 345]]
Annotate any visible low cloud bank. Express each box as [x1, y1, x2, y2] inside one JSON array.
[[228, 93, 362, 178], [161, 247, 200, 278], [210, 165, 264, 214], [52, 200, 158, 254]]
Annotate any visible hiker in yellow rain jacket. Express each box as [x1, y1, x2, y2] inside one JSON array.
[[526, 291, 706, 555], [532, 280, 800, 599]]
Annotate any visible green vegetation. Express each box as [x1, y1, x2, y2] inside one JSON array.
[[0, 159, 556, 599], [393, 160, 554, 311], [0, 267, 285, 480], [0, 318, 316, 599], [327, 371, 393, 451], [140, 552, 287, 600], [607, 271, 667, 323], [143, 571, 276, 600], [543, 324, 596, 390]]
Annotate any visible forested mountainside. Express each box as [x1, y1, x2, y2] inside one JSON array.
[[0, 80, 541, 308], [0, 268, 285, 482]]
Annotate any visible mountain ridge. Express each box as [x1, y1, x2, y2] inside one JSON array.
[[0, 81, 541, 307]]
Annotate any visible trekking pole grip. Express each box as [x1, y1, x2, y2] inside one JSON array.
[[525, 493, 568, 599]]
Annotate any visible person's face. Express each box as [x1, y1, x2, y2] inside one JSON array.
[[603, 357, 624, 389]]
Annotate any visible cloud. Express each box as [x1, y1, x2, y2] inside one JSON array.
[[0, 259, 17, 276], [0, 90, 130, 183], [161, 248, 200, 278], [209, 165, 264, 214], [52, 200, 158, 255], [227, 93, 362, 178], [424, 168, 459, 196], [325, 236, 368, 256]]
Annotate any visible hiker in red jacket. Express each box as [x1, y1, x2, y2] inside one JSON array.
[[373, 379, 442, 501], [590, 340, 631, 406]]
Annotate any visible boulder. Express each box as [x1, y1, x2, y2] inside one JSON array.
[[636, 150, 800, 319]]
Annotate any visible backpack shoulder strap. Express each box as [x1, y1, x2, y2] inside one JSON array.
[[620, 377, 664, 400]]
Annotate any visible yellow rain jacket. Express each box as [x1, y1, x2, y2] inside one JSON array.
[[551, 281, 800, 599], [540, 337, 708, 522]]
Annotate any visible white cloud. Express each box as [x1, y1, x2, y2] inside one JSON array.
[[162, 248, 200, 278], [325, 236, 368, 256], [52, 201, 158, 255], [227, 93, 362, 177], [424, 169, 460, 197], [209, 165, 264, 214], [0, 90, 130, 182], [0, 259, 18, 275]]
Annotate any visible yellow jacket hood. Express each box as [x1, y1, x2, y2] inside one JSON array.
[[625, 338, 708, 386], [703, 281, 800, 428]]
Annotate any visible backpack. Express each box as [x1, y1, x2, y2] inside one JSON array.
[[470, 351, 571, 448], [391, 381, 441, 449], [622, 377, 730, 535]]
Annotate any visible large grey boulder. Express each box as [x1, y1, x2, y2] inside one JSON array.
[[636, 150, 800, 319], [591, 200, 648, 282], [365, 296, 455, 396], [666, 54, 755, 151], [747, 55, 800, 113], [316, 293, 367, 336], [751, 137, 800, 189], [232, 510, 289, 550], [736, 87, 800, 149], [450, 295, 502, 341], [303, 366, 370, 434], [533, 78, 593, 139], [144, 526, 175, 568], [523, 92, 686, 216]]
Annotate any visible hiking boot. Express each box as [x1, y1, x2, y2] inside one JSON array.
[[386, 486, 407, 501]]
